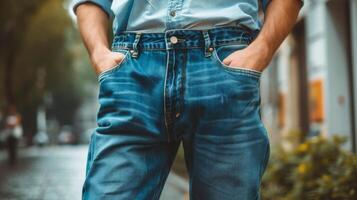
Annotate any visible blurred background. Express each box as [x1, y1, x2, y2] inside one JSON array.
[[0, 0, 357, 199]]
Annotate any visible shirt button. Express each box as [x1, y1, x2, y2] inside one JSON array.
[[170, 10, 176, 17], [170, 36, 178, 44]]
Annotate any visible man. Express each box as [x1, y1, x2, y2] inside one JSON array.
[[2, 105, 22, 165], [73, 0, 303, 199]]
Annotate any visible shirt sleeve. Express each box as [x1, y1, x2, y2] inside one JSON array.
[[261, 0, 304, 13], [72, 0, 114, 18]]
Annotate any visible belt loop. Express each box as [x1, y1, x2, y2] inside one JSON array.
[[202, 30, 213, 57], [130, 32, 142, 58]]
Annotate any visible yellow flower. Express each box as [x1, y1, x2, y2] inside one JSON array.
[[297, 163, 308, 174], [297, 143, 309, 153], [322, 175, 331, 183]]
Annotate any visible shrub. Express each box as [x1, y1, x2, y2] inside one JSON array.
[[261, 135, 357, 200]]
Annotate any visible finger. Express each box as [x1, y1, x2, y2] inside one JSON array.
[[222, 57, 232, 66], [111, 52, 125, 63]]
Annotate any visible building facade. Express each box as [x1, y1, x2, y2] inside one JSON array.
[[261, 0, 357, 151]]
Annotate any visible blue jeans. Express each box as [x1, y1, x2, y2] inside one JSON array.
[[82, 26, 270, 200]]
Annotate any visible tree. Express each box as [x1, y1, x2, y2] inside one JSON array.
[[0, 0, 93, 144], [0, 0, 46, 104]]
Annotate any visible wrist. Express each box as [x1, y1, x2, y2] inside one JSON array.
[[90, 45, 110, 59], [244, 39, 275, 71], [250, 39, 275, 60], [90, 46, 111, 66]]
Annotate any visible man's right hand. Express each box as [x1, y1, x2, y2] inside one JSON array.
[[90, 47, 126, 75], [76, 3, 117, 75]]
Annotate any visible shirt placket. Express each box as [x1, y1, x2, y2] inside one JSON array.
[[166, 0, 183, 30]]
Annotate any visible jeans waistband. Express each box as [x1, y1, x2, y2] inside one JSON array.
[[112, 26, 258, 53]]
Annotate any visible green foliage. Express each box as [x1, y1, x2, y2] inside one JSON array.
[[1, 0, 95, 143], [15, 0, 72, 100], [0, 0, 46, 54], [15, 0, 88, 125], [0, 0, 46, 106], [261, 135, 357, 200]]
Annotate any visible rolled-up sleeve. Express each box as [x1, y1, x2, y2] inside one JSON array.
[[261, 0, 304, 12], [72, 0, 113, 18]]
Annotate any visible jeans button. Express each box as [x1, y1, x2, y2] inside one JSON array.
[[170, 36, 178, 44]]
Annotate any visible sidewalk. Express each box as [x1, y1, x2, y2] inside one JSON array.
[[0, 145, 188, 200], [161, 171, 189, 200]]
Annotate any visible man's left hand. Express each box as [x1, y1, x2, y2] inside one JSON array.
[[222, 41, 273, 73]]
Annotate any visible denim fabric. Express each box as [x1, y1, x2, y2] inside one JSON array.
[[82, 26, 270, 200]]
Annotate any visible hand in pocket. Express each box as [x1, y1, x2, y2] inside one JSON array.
[[90, 48, 126, 75], [222, 43, 272, 73]]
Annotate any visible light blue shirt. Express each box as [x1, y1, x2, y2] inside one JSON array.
[[73, 0, 303, 34]]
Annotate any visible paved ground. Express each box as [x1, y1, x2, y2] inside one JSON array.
[[161, 172, 189, 200], [0, 145, 188, 200]]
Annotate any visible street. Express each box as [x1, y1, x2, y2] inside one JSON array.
[[0, 145, 188, 200]]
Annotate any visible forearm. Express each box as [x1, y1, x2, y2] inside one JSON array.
[[75, 3, 125, 75], [222, 0, 302, 71], [76, 3, 110, 59], [252, 0, 302, 58]]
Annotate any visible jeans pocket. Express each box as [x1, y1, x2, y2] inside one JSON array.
[[97, 48, 130, 82], [211, 43, 262, 79]]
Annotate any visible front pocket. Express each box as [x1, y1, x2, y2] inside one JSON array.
[[212, 43, 262, 78], [97, 48, 130, 81]]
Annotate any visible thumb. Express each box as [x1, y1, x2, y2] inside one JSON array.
[[111, 51, 126, 63]]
